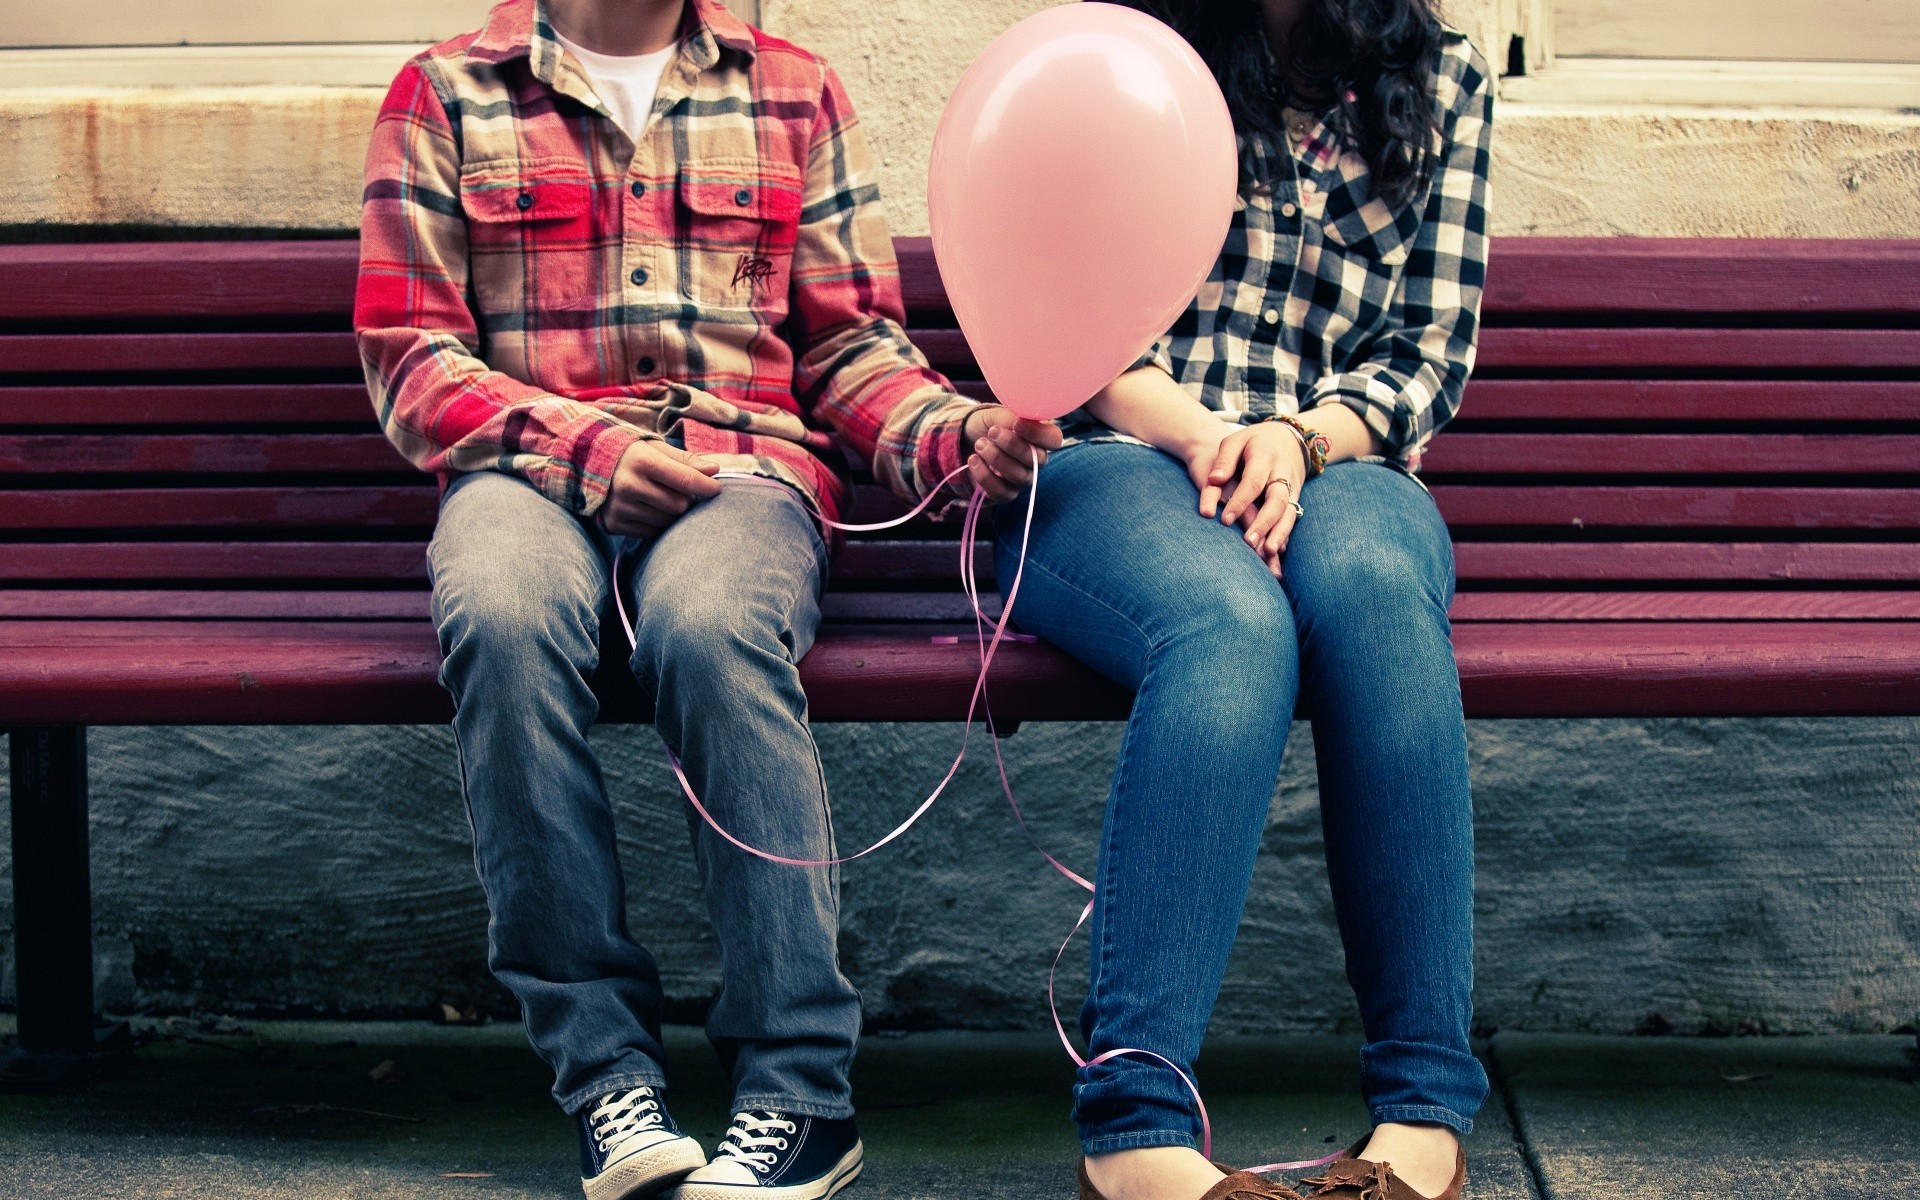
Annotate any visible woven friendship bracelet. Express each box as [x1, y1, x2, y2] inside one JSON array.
[[1260, 411, 1332, 478]]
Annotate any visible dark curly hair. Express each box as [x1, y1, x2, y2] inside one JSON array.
[[1110, 0, 1446, 207]]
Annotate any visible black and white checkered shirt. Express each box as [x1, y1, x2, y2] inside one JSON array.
[[1063, 31, 1493, 472]]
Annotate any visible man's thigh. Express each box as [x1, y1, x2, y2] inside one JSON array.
[[427, 470, 610, 650], [625, 478, 828, 665]]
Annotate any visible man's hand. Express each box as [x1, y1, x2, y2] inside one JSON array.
[[962, 406, 1064, 503], [600, 439, 723, 537]]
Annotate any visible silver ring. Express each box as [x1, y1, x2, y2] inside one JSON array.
[[1288, 500, 1305, 518]]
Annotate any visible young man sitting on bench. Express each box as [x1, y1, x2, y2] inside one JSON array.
[[354, 1, 1058, 1196]]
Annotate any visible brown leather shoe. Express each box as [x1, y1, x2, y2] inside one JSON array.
[[1077, 1158, 1307, 1200], [1298, 1140, 1466, 1200]]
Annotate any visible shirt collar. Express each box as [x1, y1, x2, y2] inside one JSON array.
[[465, 0, 757, 73]]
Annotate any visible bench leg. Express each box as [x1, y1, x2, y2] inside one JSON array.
[[3, 727, 128, 1092]]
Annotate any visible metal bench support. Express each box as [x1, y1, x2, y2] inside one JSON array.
[[3, 726, 114, 1091]]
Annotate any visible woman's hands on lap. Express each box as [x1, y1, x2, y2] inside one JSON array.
[[1197, 422, 1307, 577]]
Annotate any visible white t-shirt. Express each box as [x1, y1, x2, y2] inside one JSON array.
[[555, 31, 677, 138]]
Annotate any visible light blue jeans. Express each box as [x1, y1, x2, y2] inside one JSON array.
[[994, 442, 1488, 1153], [428, 470, 861, 1118]]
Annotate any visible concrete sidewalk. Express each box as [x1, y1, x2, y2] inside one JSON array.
[[0, 1019, 1913, 1199]]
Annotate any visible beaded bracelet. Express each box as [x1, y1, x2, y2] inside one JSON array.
[[1260, 412, 1331, 478]]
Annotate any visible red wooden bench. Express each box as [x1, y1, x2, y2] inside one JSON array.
[[3, 237, 1918, 1087]]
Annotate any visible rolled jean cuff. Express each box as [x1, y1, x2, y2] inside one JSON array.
[[732, 1094, 855, 1122], [1081, 1129, 1200, 1156], [1358, 1040, 1489, 1133], [558, 1064, 669, 1116], [1369, 1104, 1474, 1137]]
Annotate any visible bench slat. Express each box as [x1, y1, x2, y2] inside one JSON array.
[[897, 238, 1920, 320], [0, 620, 1129, 725], [0, 332, 359, 374], [1431, 486, 1920, 529], [9, 588, 1918, 624], [0, 487, 439, 529], [3, 380, 1915, 430], [847, 482, 1920, 530], [1480, 239, 1920, 318], [0, 541, 990, 584], [0, 543, 431, 581], [0, 590, 433, 619], [7, 327, 1916, 381], [7, 474, 1913, 542], [909, 327, 1920, 375], [0, 589, 1009, 622], [1475, 328, 1920, 372], [1449, 591, 1920, 621], [6, 239, 1919, 324], [9, 432, 1919, 477], [3, 540, 1915, 585], [3, 617, 1915, 723], [0, 241, 358, 321], [0, 433, 411, 474], [1458, 379, 1920, 423], [0, 384, 375, 427], [1451, 542, 1920, 582], [1425, 433, 1920, 474]]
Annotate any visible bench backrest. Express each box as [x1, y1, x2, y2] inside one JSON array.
[[2, 238, 1917, 622]]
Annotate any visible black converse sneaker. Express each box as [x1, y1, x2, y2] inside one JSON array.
[[672, 1109, 862, 1200], [578, 1086, 708, 1200]]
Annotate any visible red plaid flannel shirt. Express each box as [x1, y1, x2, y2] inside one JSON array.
[[355, 0, 976, 523]]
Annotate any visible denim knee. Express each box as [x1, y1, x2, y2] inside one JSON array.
[[627, 590, 790, 692], [1148, 570, 1297, 726], [435, 566, 603, 688]]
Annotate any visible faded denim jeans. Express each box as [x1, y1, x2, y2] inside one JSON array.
[[994, 442, 1488, 1154], [428, 469, 860, 1118]]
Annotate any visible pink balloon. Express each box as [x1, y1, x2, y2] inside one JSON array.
[[928, 3, 1238, 422]]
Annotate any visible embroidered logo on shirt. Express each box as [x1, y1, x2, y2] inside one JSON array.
[[732, 254, 776, 292]]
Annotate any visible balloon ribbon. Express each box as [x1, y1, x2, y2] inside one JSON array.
[[609, 453, 1338, 1175]]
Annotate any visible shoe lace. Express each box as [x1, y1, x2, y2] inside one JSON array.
[[714, 1110, 797, 1175], [1302, 1158, 1398, 1200], [588, 1087, 668, 1152]]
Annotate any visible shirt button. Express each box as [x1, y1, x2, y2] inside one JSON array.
[[1280, 202, 1299, 219], [637, 356, 657, 375], [630, 267, 648, 286], [516, 191, 534, 211], [630, 181, 646, 198], [734, 189, 753, 207], [1263, 309, 1281, 325]]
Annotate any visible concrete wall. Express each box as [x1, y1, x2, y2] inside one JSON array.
[[4, 0, 1917, 236], [1, 0, 1917, 1034], [3, 718, 1917, 1033]]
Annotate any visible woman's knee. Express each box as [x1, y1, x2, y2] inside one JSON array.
[[1285, 466, 1452, 626], [1150, 571, 1297, 706]]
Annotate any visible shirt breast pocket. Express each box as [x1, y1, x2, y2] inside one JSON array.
[[1319, 158, 1422, 270], [676, 158, 804, 311], [460, 159, 599, 313]]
